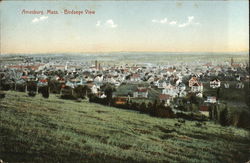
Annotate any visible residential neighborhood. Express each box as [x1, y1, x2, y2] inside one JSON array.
[[0, 54, 249, 119]]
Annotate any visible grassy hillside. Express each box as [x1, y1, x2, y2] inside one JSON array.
[[0, 91, 250, 163]]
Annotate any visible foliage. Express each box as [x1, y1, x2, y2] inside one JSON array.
[[48, 80, 62, 94], [28, 91, 36, 97], [39, 86, 49, 98], [0, 91, 6, 99], [73, 85, 91, 99], [102, 84, 116, 106], [220, 107, 231, 126], [27, 81, 37, 92]]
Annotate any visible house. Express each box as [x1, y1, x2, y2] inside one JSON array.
[[51, 75, 60, 81], [199, 105, 209, 117], [114, 96, 128, 105], [210, 79, 221, 88], [99, 93, 107, 99], [21, 75, 29, 81], [27, 75, 37, 81], [188, 77, 198, 87], [16, 78, 26, 85], [65, 81, 75, 88], [191, 82, 203, 93], [70, 78, 85, 86], [37, 74, 48, 80], [133, 87, 148, 98], [175, 78, 182, 86], [130, 74, 141, 82], [162, 87, 178, 97], [94, 75, 103, 83], [106, 76, 116, 84], [159, 94, 173, 106], [153, 78, 161, 87], [87, 83, 99, 94], [224, 82, 230, 88], [236, 75, 241, 81], [37, 79, 48, 87], [114, 81, 121, 87], [117, 75, 125, 82], [157, 80, 167, 89], [205, 96, 216, 103], [176, 83, 186, 92], [236, 82, 244, 89], [196, 92, 203, 98], [147, 76, 155, 83]]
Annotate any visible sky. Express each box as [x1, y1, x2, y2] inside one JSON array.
[[0, 1, 249, 54]]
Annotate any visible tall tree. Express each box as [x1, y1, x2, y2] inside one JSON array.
[[103, 84, 116, 106]]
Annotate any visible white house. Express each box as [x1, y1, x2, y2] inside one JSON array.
[[224, 83, 230, 88], [210, 79, 221, 88], [94, 75, 103, 83], [88, 84, 99, 94], [205, 96, 217, 103], [65, 81, 75, 88], [191, 82, 203, 92], [133, 87, 148, 98], [236, 82, 244, 89], [162, 87, 178, 98]]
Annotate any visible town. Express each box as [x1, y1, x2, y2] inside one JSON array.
[[0, 53, 249, 128]]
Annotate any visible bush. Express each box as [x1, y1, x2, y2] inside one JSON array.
[[237, 111, 250, 129], [154, 107, 175, 118], [220, 108, 231, 126], [0, 92, 6, 99], [28, 91, 36, 97], [39, 86, 49, 98], [61, 94, 77, 100], [27, 81, 37, 92]]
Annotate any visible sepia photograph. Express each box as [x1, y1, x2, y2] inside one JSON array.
[[0, 0, 249, 162]]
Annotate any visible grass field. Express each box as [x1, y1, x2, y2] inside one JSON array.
[[0, 91, 250, 162]]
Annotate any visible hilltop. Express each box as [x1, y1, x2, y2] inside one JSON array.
[[0, 91, 250, 162]]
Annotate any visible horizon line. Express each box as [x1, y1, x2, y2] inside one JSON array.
[[1, 50, 249, 55]]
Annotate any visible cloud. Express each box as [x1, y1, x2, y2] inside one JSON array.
[[178, 23, 188, 28], [105, 19, 118, 28], [169, 21, 177, 25], [40, 16, 48, 20], [96, 20, 101, 27], [31, 16, 48, 23], [152, 16, 200, 28], [96, 19, 118, 28], [178, 16, 200, 28], [188, 16, 194, 23], [152, 18, 168, 24]]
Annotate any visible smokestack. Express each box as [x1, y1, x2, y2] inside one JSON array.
[[95, 60, 98, 69]]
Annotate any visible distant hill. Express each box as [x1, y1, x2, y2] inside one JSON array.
[[0, 91, 250, 162]]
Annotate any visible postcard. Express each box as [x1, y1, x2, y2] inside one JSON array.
[[0, 0, 249, 162]]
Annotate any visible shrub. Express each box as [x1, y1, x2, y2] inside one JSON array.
[[74, 85, 91, 99], [0, 92, 6, 99], [28, 91, 36, 97], [220, 108, 231, 126], [237, 111, 250, 129], [39, 86, 49, 98]]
